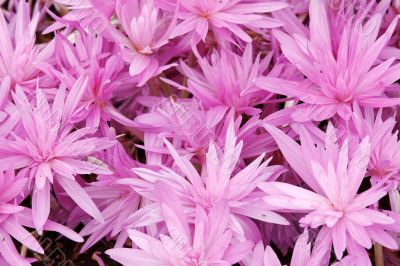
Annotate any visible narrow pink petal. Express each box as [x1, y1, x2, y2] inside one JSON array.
[[233, 206, 289, 225], [250, 242, 265, 266], [0, 178, 27, 202], [0, 203, 23, 214], [62, 75, 89, 123], [264, 246, 282, 266], [0, 10, 13, 69], [43, 219, 84, 242], [366, 227, 398, 250], [263, 125, 320, 192], [344, 219, 372, 249], [229, 2, 289, 13], [359, 16, 398, 75], [2, 218, 44, 254], [0, 229, 31, 266], [310, 227, 333, 265], [223, 240, 253, 264], [332, 221, 346, 260], [224, 22, 252, 42], [32, 182, 51, 234], [309, 0, 331, 51], [163, 138, 203, 188], [170, 16, 199, 39], [106, 248, 164, 266], [57, 176, 104, 223], [106, 105, 136, 127], [128, 229, 170, 260], [129, 53, 151, 76], [291, 229, 311, 266], [155, 182, 191, 244], [346, 137, 371, 200]]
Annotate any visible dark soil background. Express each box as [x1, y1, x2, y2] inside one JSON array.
[[24, 232, 119, 266]]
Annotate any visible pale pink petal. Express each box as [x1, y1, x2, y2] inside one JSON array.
[[223, 240, 253, 264], [106, 248, 164, 266], [57, 176, 104, 223], [2, 218, 44, 254], [366, 227, 398, 250], [264, 246, 282, 266], [129, 53, 151, 76], [32, 182, 51, 234]]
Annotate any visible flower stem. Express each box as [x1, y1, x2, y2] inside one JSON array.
[[374, 243, 384, 266]]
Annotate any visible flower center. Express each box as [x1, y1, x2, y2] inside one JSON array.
[[184, 250, 204, 266]]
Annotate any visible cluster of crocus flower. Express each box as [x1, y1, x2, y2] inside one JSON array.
[[0, 0, 400, 265]]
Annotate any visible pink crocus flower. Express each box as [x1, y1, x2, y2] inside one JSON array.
[[260, 123, 399, 262], [0, 1, 54, 89], [165, 45, 273, 115], [128, 119, 288, 244], [106, 181, 253, 266], [348, 105, 400, 215], [157, 0, 287, 45], [76, 58, 137, 130], [77, 129, 162, 252], [257, 0, 400, 121], [134, 97, 276, 158], [0, 171, 83, 266], [0, 83, 115, 233], [51, 31, 137, 130], [351, 105, 400, 182], [108, 0, 176, 85], [1, 0, 400, 264]]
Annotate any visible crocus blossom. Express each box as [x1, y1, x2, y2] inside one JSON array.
[[0, 1, 53, 89], [0, 0, 399, 265], [260, 123, 399, 262], [158, 0, 288, 46], [257, 0, 400, 122], [107, 0, 177, 85], [0, 171, 83, 266], [130, 120, 288, 238], [0, 84, 114, 232], [106, 182, 254, 265], [164, 44, 274, 115]]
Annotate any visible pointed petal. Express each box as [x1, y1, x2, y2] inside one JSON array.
[[2, 219, 44, 254], [264, 246, 282, 266], [32, 182, 51, 234], [57, 176, 104, 223], [106, 248, 164, 266]]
